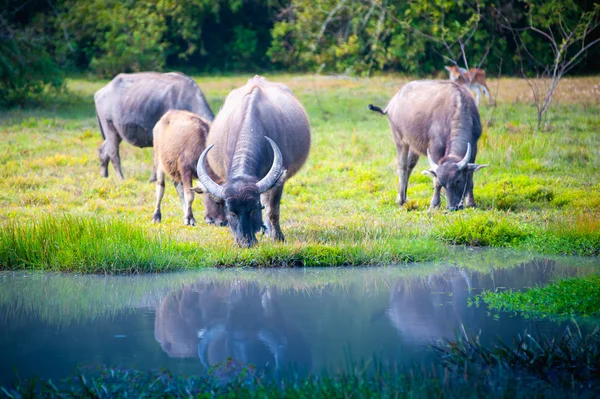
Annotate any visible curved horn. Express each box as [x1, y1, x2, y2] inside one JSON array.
[[457, 143, 472, 170], [427, 148, 438, 172], [256, 137, 284, 194], [196, 144, 225, 199]]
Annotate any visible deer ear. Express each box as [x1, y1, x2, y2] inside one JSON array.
[[422, 170, 437, 179]]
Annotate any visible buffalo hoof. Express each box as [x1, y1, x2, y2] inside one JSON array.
[[184, 217, 196, 226], [395, 195, 406, 206], [205, 216, 228, 227], [153, 212, 161, 223], [270, 230, 285, 242]]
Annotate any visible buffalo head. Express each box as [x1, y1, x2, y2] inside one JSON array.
[[196, 137, 284, 247], [422, 143, 487, 211]]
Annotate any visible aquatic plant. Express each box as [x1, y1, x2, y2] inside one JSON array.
[[482, 275, 600, 319]]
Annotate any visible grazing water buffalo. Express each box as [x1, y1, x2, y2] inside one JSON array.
[[195, 76, 311, 247], [369, 80, 488, 211], [94, 72, 214, 180], [152, 110, 226, 227]]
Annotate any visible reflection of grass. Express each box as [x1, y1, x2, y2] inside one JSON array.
[[482, 275, 600, 319], [3, 324, 600, 398], [0, 254, 597, 326], [1, 75, 599, 271]]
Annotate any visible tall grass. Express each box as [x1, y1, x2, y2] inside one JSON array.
[[0, 216, 445, 273]]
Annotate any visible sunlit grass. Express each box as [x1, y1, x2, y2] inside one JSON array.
[[0, 75, 598, 272]]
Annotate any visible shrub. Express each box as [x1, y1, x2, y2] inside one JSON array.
[[0, 22, 64, 106]]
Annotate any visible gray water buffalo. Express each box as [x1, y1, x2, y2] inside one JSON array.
[[369, 80, 488, 211], [152, 110, 226, 227], [94, 72, 214, 180], [195, 76, 311, 247]]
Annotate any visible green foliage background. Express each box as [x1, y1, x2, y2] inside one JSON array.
[[1, 0, 599, 102]]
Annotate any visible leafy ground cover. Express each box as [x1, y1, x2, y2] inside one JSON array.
[[483, 275, 600, 319], [0, 75, 598, 272]]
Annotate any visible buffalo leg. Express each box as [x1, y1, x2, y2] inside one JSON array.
[[429, 180, 442, 211], [463, 171, 477, 208], [99, 134, 124, 179], [262, 185, 285, 242], [98, 142, 110, 178], [181, 171, 196, 226], [395, 143, 410, 205], [149, 165, 157, 183], [98, 135, 124, 179], [405, 150, 420, 195], [152, 165, 166, 223]]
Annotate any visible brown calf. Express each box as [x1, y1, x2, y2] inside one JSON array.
[[152, 110, 225, 226]]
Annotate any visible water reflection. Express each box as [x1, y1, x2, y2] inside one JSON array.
[[386, 269, 471, 344], [0, 254, 598, 385], [154, 283, 312, 376]]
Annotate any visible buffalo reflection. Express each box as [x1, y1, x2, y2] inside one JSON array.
[[385, 269, 472, 344], [154, 282, 311, 375]]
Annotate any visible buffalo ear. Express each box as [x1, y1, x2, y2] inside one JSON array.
[[467, 164, 488, 173], [422, 169, 437, 179], [191, 185, 205, 194]]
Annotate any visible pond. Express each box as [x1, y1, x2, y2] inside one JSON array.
[[1, 251, 598, 385]]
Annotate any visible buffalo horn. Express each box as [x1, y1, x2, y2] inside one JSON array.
[[196, 144, 225, 199], [426, 148, 438, 172], [457, 143, 472, 170], [256, 137, 284, 194]]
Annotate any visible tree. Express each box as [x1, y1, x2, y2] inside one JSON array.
[[0, 0, 65, 106], [497, 0, 600, 129]]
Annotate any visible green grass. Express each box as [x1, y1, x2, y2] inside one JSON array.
[[0, 75, 599, 272], [483, 275, 600, 319]]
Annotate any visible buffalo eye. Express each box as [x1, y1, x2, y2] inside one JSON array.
[[229, 212, 238, 219]]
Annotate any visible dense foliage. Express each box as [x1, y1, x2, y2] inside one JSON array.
[[1, 1, 598, 80], [0, 0, 65, 106]]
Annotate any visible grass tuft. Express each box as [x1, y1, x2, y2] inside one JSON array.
[[482, 275, 600, 319]]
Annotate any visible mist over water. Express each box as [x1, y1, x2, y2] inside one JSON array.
[[1, 254, 597, 385]]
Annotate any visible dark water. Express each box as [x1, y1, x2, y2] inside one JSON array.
[[0, 253, 598, 385]]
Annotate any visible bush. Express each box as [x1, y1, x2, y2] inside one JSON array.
[[436, 211, 532, 247], [0, 22, 64, 106]]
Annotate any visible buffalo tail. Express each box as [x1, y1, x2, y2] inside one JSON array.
[[368, 104, 387, 115]]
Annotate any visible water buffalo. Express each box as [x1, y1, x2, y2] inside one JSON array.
[[369, 80, 488, 211], [152, 110, 226, 226], [94, 72, 214, 180], [194, 76, 311, 247]]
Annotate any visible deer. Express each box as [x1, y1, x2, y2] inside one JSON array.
[[444, 65, 492, 106]]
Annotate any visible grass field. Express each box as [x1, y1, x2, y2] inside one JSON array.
[[0, 74, 598, 272]]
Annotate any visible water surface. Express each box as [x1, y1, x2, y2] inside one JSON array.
[[1, 252, 597, 385]]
